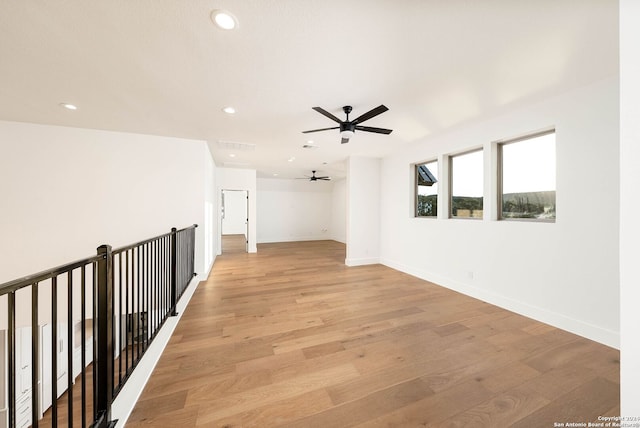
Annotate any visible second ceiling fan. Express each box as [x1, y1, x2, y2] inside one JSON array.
[[302, 105, 393, 144]]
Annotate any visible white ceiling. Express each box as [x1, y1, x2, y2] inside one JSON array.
[[0, 1, 618, 179]]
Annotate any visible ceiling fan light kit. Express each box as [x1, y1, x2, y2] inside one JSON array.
[[303, 105, 393, 144], [340, 129, 354, 139]]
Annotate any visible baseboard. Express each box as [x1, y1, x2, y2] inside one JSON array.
[[198, 258, 215, 280], [345, 257, 380, 267], [257, 236, 332, 244], [380, 257, 620, 349]]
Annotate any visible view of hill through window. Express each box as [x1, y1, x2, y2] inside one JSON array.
[[501, 132, 556, 220], [415, 131, 555, 221], [451, 150, 484, 218]]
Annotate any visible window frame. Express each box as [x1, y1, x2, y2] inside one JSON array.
[[414, 159, 439, 218], [497, 128, 556, 223], [449, 148, 484, 220]]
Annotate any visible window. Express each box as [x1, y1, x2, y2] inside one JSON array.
[[415, 161, 438, 217], [499, 130, 555, 221], [450, 149, 483, 218]]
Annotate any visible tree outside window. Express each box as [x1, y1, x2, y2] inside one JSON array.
[[416, 161, 438, 217]]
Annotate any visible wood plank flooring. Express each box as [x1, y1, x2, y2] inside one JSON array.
[[38, 364, 94, 427], [126, 240, 620, 427], [222, 234, 247, 255]]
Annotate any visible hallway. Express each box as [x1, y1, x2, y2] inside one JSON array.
[[126, 240, 619, 427], [221, 234, 247, 255]]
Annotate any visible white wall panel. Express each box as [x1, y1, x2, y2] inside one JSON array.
[[0, 121, 214, 327], [256, 178, 332, 243], [346, 156, 381, 266], [620, 0, 640, 414], [379, 77, 619, 347], [331, 179, 346, 243]]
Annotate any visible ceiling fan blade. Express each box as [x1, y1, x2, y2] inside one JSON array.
[[312, 107, 342, 123], [352, 104, 389, 124], [354, 125, 393, 135], [341, 137, 350, 144], [302, 126, 340, 134], [315, 176, 330, 179]]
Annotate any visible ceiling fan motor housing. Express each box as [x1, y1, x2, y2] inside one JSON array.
[[340, 122, 356, 133], [302, 104, 392, 144]]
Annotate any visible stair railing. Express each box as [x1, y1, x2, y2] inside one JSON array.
[[0, 224, 198, 428]]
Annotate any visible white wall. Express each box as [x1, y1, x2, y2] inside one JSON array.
[[0, 121, 216, 331], [379, 77, 620, 348], [256, 178, 332, 243], [217, 168, 257, 253], [331, 178, 346, 243], [0, 121, 214, 283], [346, 156, 381, 266], [222, 190, 247, 235], [620, 0, 640, 414], [203, 144, 217, 272]]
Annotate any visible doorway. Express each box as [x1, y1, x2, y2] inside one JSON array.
[[221, 189, 248, 254]]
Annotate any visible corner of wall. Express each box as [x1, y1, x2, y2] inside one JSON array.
[[345, 156, 381, 264], [345, 257, 380, 267]]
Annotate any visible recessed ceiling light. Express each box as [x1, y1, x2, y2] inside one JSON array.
[[288, 157, 295, 162], [229, 153, 236, 158], [60, 103, 77, 110], [273, 173, 279, 177], [211, 10, 238, 30], [222, 106, 236, 114], [306, 140, 314, 144]]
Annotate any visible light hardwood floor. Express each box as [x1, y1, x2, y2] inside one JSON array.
[[126, 240, 619, 427], [221, 234, 247, 255]]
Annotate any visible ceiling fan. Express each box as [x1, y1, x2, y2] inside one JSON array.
[[298, 170, 331, 182], [302, 105, 393, 144]]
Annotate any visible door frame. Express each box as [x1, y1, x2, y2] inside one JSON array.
[[219, 189, 249, 254]]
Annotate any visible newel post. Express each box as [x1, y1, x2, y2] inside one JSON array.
[[94, 244, 116, 428], [170, 227, 178, 316]]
